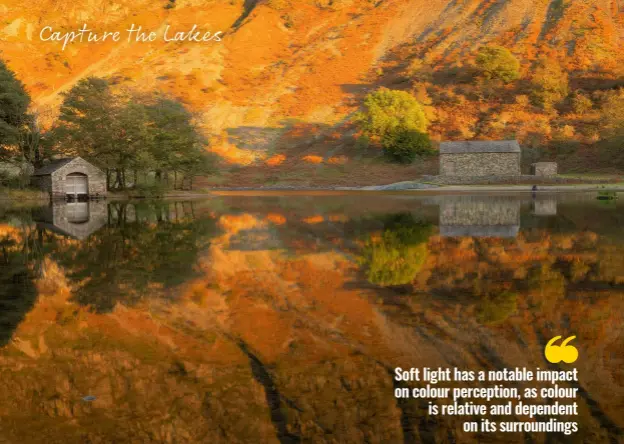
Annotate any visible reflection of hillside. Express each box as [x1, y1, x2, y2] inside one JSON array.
[[0, 197, 623, 442]]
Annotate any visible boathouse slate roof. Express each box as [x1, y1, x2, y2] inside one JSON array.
[[32, 158, 78, 176]]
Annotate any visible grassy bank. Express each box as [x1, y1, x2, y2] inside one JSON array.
[[0, 188, 49, 201]]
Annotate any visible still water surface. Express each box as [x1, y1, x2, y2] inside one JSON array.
[[0, 193, 622, 443]]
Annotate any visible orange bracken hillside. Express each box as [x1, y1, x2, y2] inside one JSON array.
[[1, 0, 623, 186]]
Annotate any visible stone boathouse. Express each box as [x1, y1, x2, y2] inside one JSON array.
[[439, 140, 521, 177], [32, 157, 107, 200]]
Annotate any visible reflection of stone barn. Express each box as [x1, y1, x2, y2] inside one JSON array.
[[34, 201, 108, 240], [31, 157, 106, 199], [439, 195, 521, 238], [439, 140, 521, 176]]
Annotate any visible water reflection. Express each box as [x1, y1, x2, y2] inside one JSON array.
[[437, 195, 521, 238], [33, 201, 107, 240], [46, 201, 217, 312], [0, 224, 37, 347], [531, 196, 558, 216], [0, 194, 622, 443]]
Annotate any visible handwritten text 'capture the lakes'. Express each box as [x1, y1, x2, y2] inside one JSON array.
[[39, 24, 223, 51]]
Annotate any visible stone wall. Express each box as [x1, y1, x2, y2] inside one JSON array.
[[50, 158, 107, 199], [531, 162, 557, 177], [421, 175, 602, 185], [440, 152, 520, 176]]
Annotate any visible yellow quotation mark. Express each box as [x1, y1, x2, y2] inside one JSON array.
[[544, 336, 578, 364]]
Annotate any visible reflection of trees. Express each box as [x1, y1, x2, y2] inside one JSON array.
[[476, 291, 518, 325], [360, 213, 433, 286], [0, 226, 37, 346], [49, 202, 218, 312]]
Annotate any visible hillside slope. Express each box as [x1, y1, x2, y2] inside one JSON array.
[[1, 0, 623, 185]]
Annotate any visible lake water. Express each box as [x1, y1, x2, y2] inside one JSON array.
[[0, 193, 622, 443]]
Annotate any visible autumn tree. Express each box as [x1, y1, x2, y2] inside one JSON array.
[[356, 88, 428, 139], [49, 77, 152, 188], [599, 88, 624, 164], [50, 77, 213, 190], [381, 129, 433, 164], [356, 88, 430, 163], [571, 91, 593, 115], [475, 45, 521, 83], [144, 97, 214, 189], [529, 59, 569, 110], [600, 88, 624, 136]]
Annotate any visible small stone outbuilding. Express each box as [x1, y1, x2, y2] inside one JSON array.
[[32, 157, 107, 199], [439, 140, 521, 177], [531, 162, 557, 177]]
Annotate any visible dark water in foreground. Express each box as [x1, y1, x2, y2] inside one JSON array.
[[0, 193, 622, 443]]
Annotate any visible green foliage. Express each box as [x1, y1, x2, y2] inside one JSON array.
[[0, 59, 31, 156], [50, 77, 214, 190], [529, 59, 569, 110], [475, 45, 521, 83], [361, 214, 432, 286], [355, 88, 428, 141], [132, 182, 167, 198], [597, 191, 618, 201], [355, 134, 370, 150], [571, 91, 593, 114], [0, 61, 45, 169], [598, 89, 624, 165], [50, 77, 126, 168], [381, 129, 433, 164], [144, 96, 215, 188], [476, 291, 517, 325]]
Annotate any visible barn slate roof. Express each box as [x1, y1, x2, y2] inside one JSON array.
[[440, 140, 521, 154], [33, 158, 80, 176]]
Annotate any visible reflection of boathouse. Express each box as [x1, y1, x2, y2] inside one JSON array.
[[34, 201, 107, 240], [439, 196, 520, 238]]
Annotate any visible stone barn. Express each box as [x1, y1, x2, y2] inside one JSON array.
[[439, 140, 521, 177], [32, 157, 107, 200]]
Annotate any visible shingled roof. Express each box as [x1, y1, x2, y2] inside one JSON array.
[[440, 140, 520, 154], [32, 158, 79, 176]]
